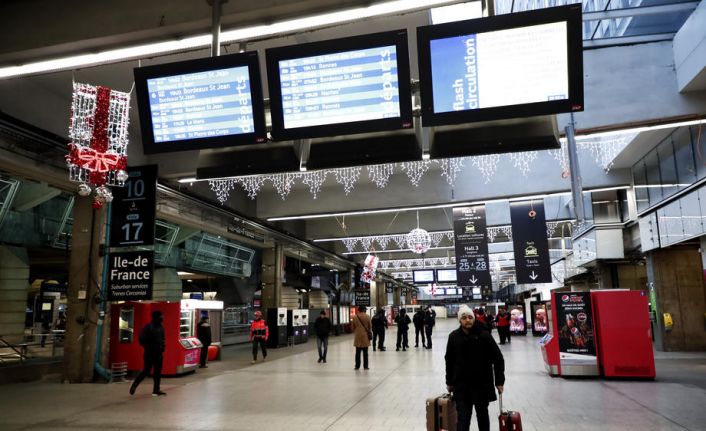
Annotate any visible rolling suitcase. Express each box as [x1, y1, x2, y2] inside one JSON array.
[[426, 393, 457, 431], [498, 393, 523, 431]]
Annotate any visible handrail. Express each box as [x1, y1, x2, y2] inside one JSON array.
[[0, 335, 28, 363]]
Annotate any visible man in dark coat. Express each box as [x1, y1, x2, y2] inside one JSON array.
[[445, 305, 505, 431], [130, 310, 167, 396], [371, 308, 388, 351], [394, 308, 411, 351], [314, 310, 332, 362], [197, 315, 212, 368], [424, 306, 436, 349], [412, 308, 426, 348]]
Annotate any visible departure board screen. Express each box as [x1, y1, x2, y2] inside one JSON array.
[[430, 21, 568, 113], [278, 45, 401, 129], [146, 66, 255, 143]]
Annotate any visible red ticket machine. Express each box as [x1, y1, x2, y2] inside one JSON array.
[[591, 290, 655, 379], [110, 301, 203, 375]]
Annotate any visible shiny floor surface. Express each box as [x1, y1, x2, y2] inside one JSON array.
[[1, 319, 705, 431]]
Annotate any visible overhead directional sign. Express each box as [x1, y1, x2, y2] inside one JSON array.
[[453, 206, 491, 291], [510, 200, 552, 284], [110, 165, 158, 247]]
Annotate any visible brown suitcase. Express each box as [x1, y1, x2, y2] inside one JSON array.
[[498, 394, 523, 431], [426, 393, 457, 431]]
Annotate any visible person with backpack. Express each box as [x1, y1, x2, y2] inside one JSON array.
[[371, 308, 388, 351], [394, 308, 411, 351], [130, 310, 166, 396]]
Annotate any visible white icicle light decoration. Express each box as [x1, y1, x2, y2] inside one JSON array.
[[509, 151, 538, 177], [470, 154, 500, 184], [438, 157, 466, 186], [400, 160, 430, 187], [301, 170, 328, 199], [208, 179, 238, 204], [367, 163, 395, 188], [334, 167, 361, 195]]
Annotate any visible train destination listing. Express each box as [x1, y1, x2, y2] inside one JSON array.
[[147, 66, 255, 143], [430, 21, 569, 113], [278, 45, 401, 129]]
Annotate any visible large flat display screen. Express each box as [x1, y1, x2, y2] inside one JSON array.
[[267, 30, 413, 141], [417, 5, 583, 126], [436, 269, 458, 282], [413, 269, 435, 283], [134, 52, 266, 154]]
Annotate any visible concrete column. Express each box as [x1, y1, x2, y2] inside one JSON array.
[[64, 197, 105, 383], [152, 267, 182, 301], [261, 244, 283, 309], [0, 246, 29, 344]]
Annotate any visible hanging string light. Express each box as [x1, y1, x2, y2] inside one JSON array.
[[334, 167, 362, 195], [367, 163, 395, 189], [438, 157, 467, 186], [208, 179, 238, 204], [400, 160, 431, 187], [239, 176, 265, 199], [577, 132, 637, 172], [342, 238, 359, 252], [509, 151, 538, 177], [268, 173, 298, 200], [406, 211, 431, 254], [301, 170, 329, 199], [470, 154, 501, 184]]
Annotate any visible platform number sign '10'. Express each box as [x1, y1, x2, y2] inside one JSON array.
[[110, 165, 157, 247]]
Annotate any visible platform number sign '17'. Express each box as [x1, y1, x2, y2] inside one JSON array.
[[110, 165, 157, 247]]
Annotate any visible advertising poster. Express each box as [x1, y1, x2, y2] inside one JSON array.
[[554, 292, 597, 366], [508, 304, 527, 335], [453, 206, 491, 290], [530, 301, 549, 336]]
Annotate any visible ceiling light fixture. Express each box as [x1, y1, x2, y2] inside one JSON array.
[[0, 0, 458, 79]]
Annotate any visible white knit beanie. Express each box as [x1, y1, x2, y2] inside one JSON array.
[[458, 305, 474, 322]]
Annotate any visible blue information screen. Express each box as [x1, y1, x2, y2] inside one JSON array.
[[430, 22, 569, 114], [146, 66, 255, 143], [278, 45, 401, 129]]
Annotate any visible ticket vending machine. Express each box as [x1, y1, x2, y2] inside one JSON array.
[[300, 309, 309, 343], [289, 309, 302, 344], [591, 290, 655, 379], [266, 307, 288, 348], [110, 301, 203, 375]]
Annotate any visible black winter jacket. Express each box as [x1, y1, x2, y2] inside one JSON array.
[[445, 323, 505, 403], [395, 313, 411, 331], [197, 322, 212, 346], [314, 316, 332, 338], [413, 311, 425, 328], [371, 313, 388, 331], [139, 322, 165, 354]]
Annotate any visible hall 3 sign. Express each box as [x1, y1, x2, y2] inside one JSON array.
[[107, 250, 154, 300]]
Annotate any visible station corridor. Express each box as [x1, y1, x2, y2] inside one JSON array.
[[1, 318, 705, 431]]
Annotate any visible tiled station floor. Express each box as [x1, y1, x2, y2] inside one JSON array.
[[1, 318, 705, 431]]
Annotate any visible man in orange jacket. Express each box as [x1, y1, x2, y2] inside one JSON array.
[[250, 310, 269, 364]]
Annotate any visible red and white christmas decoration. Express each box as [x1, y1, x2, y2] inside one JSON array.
[[66, 82, 130, 208], [361, 253, 379, 283]]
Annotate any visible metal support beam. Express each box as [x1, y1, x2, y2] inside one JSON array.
[[207, 0, 228, 57], [582, 2, 699, 22], [566, 115, 585, 224]]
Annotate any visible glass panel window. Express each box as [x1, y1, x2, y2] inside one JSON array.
[[658, 138, 679, 199], [673, 127, 697, 189], [119, 308, 134, 343], [645, 149, 662, 206], [633, 160, 649, 212]]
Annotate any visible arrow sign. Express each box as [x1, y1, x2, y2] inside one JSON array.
[[470, 275, 478, 284], [529, 271, 538, 280]]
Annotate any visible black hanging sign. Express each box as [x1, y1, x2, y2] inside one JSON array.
[[385, 282, 394, 294], [510, 200, 551, 284], [354, 290, 371, 306], [453, 206, 491, 290], [107, 250, 154, 300], [110, 165, 158, 247]]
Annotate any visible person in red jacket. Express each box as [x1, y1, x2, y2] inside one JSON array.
[[495, 307, 511, 345], [249, 310, 269, 364]]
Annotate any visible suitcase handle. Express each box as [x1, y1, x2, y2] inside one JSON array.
[[499, 393, 503, 415]]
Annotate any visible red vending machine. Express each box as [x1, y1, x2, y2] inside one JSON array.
[[591, 290, 655, 379], [110, 301, 203, 375]]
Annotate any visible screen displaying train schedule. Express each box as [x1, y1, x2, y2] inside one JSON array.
[[146, 66, 255, 143], [278, 45, 401, 129], [430, 21, 569, 113]]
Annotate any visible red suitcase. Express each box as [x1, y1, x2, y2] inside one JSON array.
[[498, 394, 523, 431]]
